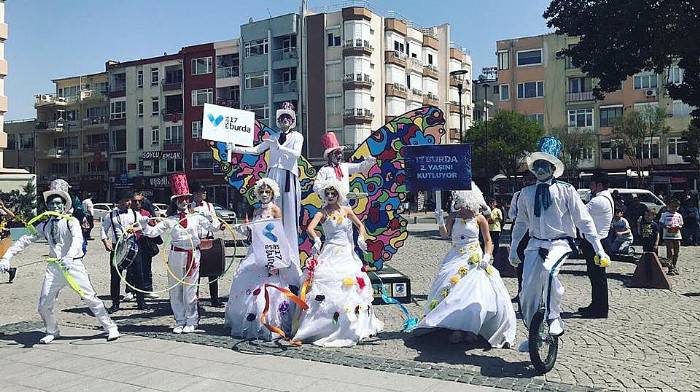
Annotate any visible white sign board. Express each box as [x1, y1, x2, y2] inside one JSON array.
[[202, 103, 255, 146]]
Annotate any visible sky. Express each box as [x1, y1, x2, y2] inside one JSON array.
[[3, 0, 552, 120]]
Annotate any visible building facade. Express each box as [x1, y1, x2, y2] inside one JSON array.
[[3, 119, 35, 172], [304, 6, 471, 161], [496, 33, 695, 194]]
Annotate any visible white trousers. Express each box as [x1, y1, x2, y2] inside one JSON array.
[[38, 260, 116, 335], [168, 249, 200, 326], [520, 238, 573, 329], [268, 167, 301, 249]]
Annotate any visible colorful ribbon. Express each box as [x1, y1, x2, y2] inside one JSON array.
[[380, 289, 419, 332], [46, 257, 85, 297], [261, 283, 309, 346]]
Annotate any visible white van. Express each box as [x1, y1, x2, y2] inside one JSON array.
[[577, 188, 666, 215]]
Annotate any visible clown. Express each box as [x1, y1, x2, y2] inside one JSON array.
[[415, 184, 516, 348], [509, 137, 610, 352], [293, 178, 383, 347], [313, 131, 376, 201], [138, 173, 223, 334], [224, 178, 304, 340], [0, 179, 119, 344], [228, 101, 304, 250]]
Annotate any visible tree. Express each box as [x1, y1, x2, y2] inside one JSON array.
[[466, 111, 544, 182], [544, 1, 700, 121], [0, 180, 38, 226], [550, 126, 597, 184], [682, 118, 700, 164], [610, 106, 671, 185]]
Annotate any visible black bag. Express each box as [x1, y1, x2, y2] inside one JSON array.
[[199, 238, 225, 277], [143, 237, 160, 257]]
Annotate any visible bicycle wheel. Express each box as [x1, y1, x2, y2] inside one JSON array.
[[528, 310, 558, 374]]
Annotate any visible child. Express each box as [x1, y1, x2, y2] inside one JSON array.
[[610, 209, 633, 254], [659, 200, 683, 275], [637, 208, 660, 254]]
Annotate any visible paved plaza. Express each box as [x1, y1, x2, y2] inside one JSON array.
[[1, 221, 699, 391]]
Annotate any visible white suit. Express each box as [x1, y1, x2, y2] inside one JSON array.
[[141, 213, 220, 327], [0, 217, 116, 335], [510, 180, 605, 329], [313, 160, 374, 194], [230, 131, 303, 250]]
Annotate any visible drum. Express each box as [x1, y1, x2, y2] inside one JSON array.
[[199, 238, 225, 277], [114, 235, 139, 270]]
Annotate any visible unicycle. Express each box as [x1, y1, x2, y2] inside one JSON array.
[[528, 303, 559, 374]]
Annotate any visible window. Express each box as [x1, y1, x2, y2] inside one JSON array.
[[192, 121, 202, 139], [601, 140, 624, 160], [497, 50, 509, 70], [151, 67, 159, 85], [499, 84, 510, 100], [568, 77, 589, 93], [245, 38, 268, 57], [517, 49, 542, 66], [326, 96, 342, 116], [110, 100, 126, 119], [527, 113, 545, 128], [191, 57, 213, 75], [151, 126, 160, 146], [138, 160, 145, 173], [599, 106, 623, 127], [165, 125, 183, 143], [151, 97, 159, 115], [393, 40, 404, 53], [568, 108, 594, 128], [492, 85, 499, 95], [517, 81, 544, 99], [152, 159, 160, 174], [672, 100, 693, 117], [111, 129, 127, 152], [192, 152, 214, 170], [137, 70, 143, 88], [138, 127, 144, 149], [637, 138, 660, 159], [5, 134, 14, 150], [137, 100, 144, 117], [327, 31, 341, 47], [668, 65, 684, 85], [244, 104, 269, 121], [244, 71, 268, 89], [579, 147, 594, 160], [166, 158, 184, 173], [428, 54, 434, 65], [191, 88, 213, 106], [668, 137, 688, 156], [326, 62, 342, 82], [633, 72, 658, 89]]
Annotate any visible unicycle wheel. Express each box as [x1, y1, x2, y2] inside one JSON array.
[[528, 310, 558, 374]]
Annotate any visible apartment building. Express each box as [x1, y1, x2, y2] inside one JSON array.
[[472, 68, 499, 123], [32, 73, 110, 199], [496, 33, 695, 193], [304, 6, 472, 160], [3, 119, 35, 172]]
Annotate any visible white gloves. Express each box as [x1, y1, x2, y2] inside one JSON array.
[[434, 210, 445, 226], [357, 236, 368, 252], [479, 254, 492, 269], [0, 258, 10, 273], [312, 237, 322, 255]]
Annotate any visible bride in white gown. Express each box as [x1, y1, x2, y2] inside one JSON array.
[[414, 185, 516, 348], [293, 178, 383, 347]]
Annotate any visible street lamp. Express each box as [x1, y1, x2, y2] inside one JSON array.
[[449, 69, 469, 143], [482, 82, 490, 172]]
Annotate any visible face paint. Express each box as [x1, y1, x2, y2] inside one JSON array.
[[277, 114, 294, 132], [324, 188, 339, 204], [47, 196, 65, 213], [532, 160, 554, 181], [176, 196, 190, 211], [257, 186, 274, 204], [329, 149, 343, 165]]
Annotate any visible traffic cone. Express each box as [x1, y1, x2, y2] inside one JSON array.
[[493, 245, 517, 278], [628, 252, 671, 289]]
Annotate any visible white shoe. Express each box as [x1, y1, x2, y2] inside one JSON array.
[[549, 318, 564, 336], [145, 293, 159, 299], [517, 340, 529, 352], [123, 293, 135, 302], [172, 326, 184, 334], [182, 325, 195, 334], [39, 334, 57, 344], [107, 327, 120, 341]]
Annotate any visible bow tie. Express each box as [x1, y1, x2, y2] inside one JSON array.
[[119, 209, 128, 214], [278, 132, 287, 145]]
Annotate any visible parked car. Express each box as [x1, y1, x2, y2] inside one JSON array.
[[92, 203, 114, 221], [152, 203, 168, 218], [213, 203, 237, 223], [578, 188, 666, 215]]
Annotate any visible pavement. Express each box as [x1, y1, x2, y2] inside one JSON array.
[[1, 222, 699, 391]]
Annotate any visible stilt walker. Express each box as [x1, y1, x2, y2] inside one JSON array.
[[0, 179, 119, 344], [228, 102, 303, 248], [509, 137, 610, 351]]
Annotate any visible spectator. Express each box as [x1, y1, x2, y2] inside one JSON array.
[[659, 200, 683, 276], [625, 197, 645, 243], [637, 208, 660, 255], [610, 208, 633, 254], [680, 199, 699, 246], [82, 193, 95, 240], [487, 198, 503, 247]]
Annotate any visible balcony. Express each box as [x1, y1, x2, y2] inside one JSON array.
[[79, 89, 107, 102], [423, 35, 439, 50], [163, 140, 184, 151], [109, 144, 127, 153], [385, 50, 407, 68], [343, 108, 374, 125], [385, 83, 408, 99], [43, 147, 80, 158], [448, 102, 462, 114], [566, 91, 595, 102], [271, 48, 298, 62], [161, 109, 183, 123], [162, 79, 183, 92], [83, 142, 108, 153], [36, 121, 65, 132], [407, 57, 423, 72], [272, 81, 298, 94], [343, 73, 374, 90], [82, 116, 108, 128], [216, 66, 240, 79], [216, 99, 240, 109], [343, 39, 373, 57], [423, 93, 439, 106], [34, 94, 69, 108], [422, 65, 439, 79], [411, 88, 424, 98], [109, 85, 126, 98]]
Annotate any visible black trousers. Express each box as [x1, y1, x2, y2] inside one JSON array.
[[197, 277, 219, 303], [582, 240, 608, 315], [110, 250, 145, 304]]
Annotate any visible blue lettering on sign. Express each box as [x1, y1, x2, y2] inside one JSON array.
[[404, 144, 472, 191]]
